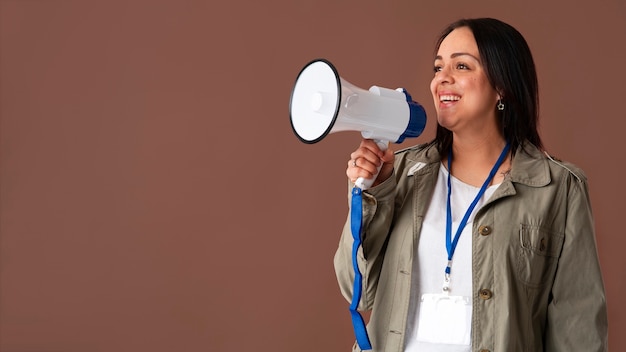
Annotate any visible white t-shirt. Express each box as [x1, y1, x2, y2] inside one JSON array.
[[404, 164, 500, 352]]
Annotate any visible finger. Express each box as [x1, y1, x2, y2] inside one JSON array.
[[360, 139, 386, 159], [350, 147, 383, 169], [346, 139, 391, 183], [347, 156, 382, 182], [347, 163, 379, 183]]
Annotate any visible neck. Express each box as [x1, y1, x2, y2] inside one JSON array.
[[451, 134, 507, 164], [445, 134, 510, 187]]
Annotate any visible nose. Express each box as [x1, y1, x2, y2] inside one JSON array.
[[433, 65, 453, 85]]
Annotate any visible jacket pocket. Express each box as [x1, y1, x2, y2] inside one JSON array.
[[516, 224, 564, 287]]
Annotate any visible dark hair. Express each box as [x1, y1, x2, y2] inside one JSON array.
[[431, 18, 542, 156]]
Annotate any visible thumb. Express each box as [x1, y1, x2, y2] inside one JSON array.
[[381, 147, 395, 165], [375, 147, 395, 185]]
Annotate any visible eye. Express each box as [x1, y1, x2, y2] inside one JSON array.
[[433, 65, 442, 73], [456, 62, 469, 70]]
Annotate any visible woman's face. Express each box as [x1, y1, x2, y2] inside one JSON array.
[[430, 26, 500, 135]]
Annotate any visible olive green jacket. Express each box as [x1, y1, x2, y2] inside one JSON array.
[[334, 142, 608, 352]]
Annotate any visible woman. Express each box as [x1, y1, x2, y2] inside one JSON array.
[[334, 18, 608, 352]]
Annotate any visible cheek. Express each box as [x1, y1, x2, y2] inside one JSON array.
[[429, 79, 437, 100], [476, 77, 498, 101]]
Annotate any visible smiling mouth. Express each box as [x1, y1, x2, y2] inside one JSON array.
[[440, 95, 461, 102]]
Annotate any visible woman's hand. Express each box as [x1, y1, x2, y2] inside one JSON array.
[[346, 139, 395, 188]]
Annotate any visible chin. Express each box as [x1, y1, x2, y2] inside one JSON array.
[[436, 115, 456, 130]]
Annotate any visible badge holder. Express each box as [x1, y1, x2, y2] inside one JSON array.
[[416, 287, 472, 345]]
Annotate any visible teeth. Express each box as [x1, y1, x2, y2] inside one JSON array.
[[440, 95, 460, 102]]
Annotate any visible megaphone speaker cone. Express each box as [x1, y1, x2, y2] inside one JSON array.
[[289, 59, 341, 144]]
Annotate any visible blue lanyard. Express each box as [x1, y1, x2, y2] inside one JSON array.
[[444, 142, 510, 290], [349, 187, 372, 350]]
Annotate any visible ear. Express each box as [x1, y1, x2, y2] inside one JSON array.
[[496, 88, 505, 101]]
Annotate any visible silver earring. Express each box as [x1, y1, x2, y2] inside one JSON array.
[[497, 100, 505, 111]]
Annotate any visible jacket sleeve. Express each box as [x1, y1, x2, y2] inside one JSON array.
[[333, 172, 398, 311], [545, 174, 608, 351]]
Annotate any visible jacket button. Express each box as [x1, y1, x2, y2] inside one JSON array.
[[479, 289, 493, 300], [478, 225, 491, 236]]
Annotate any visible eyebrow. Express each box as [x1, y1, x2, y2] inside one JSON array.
[[435, 52, 481, 62]]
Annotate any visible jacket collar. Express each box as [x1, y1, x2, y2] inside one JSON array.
[[508, 142, 550, 187], [406, 142, 550, 188]]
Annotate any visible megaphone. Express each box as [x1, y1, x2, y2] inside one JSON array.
[[289, 58, 427, 189]]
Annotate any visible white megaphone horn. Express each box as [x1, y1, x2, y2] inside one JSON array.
[[289, 58, 427, 189]]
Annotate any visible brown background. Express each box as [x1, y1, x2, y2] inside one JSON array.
[[1, 0, 624, 351]]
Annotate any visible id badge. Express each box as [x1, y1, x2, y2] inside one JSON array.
[[416, 293, 471, 345]]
